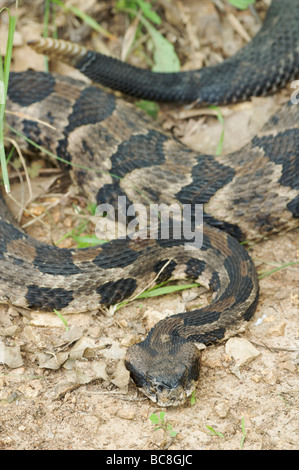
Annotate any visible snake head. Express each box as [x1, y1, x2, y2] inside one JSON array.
[[125, 338, 201, 407]]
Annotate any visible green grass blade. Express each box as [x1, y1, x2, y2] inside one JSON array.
[[240, 417, 247, 449], [49, 0, 116, 40], [136, 282, 200, 299], [205, 425, 224, 438], [72, 235, 107, 248], [209, 105, 225, 155], [258, 261, 299, 279], [114, 282, 200, 312], [53, 309, 69, 330], [118, 6, 180, 72], [0, 7, 17, 193], [43, 0, 51, 72], [228, 0, 255, 10]]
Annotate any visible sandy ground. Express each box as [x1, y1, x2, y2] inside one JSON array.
[[0, 0, 298, 450]]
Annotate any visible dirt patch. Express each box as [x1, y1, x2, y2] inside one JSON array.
[[0, 0, 298, 450], [0, 229, 298, 450]]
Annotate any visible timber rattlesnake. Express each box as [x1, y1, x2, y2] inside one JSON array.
[[0, 0, 298, 405]]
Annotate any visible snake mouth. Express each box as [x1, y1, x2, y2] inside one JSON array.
[[126, 370, 198, 407], [145, 379, 197, 407]]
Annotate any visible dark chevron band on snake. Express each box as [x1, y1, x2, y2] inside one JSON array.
[[0, 0, 298, 406]]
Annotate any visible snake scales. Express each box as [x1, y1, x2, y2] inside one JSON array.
[[0, 0, 298, 406]]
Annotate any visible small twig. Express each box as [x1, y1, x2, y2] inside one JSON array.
[[249, 4, 262, 24], [6, 136, 33, 202], [8, 167, 63, 181], [6, 192, 49, 229], [250, 340, 299, 353], [5, 109, 57, 130], [225, 9, 251, 42], [108, 258, 175, 316], [21, 189, 73, 229]]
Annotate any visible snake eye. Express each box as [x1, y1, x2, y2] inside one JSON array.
[[157, 384, 167, 393]]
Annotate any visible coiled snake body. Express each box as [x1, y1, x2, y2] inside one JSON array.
[[1, 0, 298, 406]]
